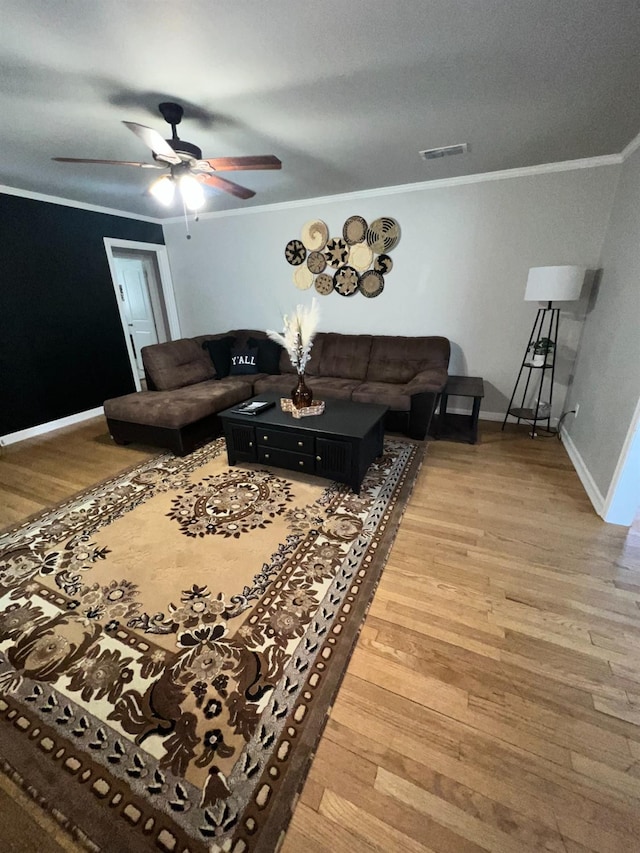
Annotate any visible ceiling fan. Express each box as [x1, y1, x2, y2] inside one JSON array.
[[53, 102, 281, 210]]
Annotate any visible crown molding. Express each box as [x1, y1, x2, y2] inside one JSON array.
[[3, 147, 626, 227], [621, 129, 640, 161], [0, 184, 162, 223], [162, 153, 623, 225]]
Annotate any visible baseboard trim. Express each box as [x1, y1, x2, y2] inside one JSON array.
[[457, 408, 559, 426], [1, 407, 105, 447], [559, 426, 605, 517], [450, 407, 504, 422]]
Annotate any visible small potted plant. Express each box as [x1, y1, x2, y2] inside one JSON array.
[[528, 337, 555, 367]]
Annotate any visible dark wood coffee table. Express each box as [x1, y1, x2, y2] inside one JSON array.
[[218, 393, 388, 493]]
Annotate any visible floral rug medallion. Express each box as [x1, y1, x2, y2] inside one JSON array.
[[0, 436, 424, 852]]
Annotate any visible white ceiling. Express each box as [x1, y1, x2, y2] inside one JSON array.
[[2, 0, 640, 218]]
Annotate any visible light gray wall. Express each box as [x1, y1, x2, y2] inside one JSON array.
[[565, 146, 640, 499], [163, 166, 618, 416]]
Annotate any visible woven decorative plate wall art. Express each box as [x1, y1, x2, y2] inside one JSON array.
[[374, 253, 393, 274], [293, 264, 314, 290], [285, 215, 399, 298], [334, 265, 359, 296], [324, 237, 349, 269], [284, 239, 307, 266], [301, 219, 329, 252], [314, 273, 334, 295], [342, 215, 368, 245], [349, 242, 373, 272], [358, 269, 385, 298], [366, 217, 401, 253], [306, 251, 327, 274]]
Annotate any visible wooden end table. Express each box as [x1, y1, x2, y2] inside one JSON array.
[[434, 375, 484, 444]]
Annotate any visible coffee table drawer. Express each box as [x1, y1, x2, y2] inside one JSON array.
[[258, 446, 315, 473], [257, 427, 315, 455]]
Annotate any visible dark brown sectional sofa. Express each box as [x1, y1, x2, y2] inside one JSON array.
[[104, 330, 450, 456]]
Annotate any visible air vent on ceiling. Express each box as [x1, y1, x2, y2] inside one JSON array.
[[419, 143, 469, 161]]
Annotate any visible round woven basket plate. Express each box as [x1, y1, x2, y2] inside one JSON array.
[[334, 265, 359, 296], [301, 220, 329, 252], [358, 269, 385, 298], [307, 251, 327, 274], [349, 242, 373, 271], [374, 253, 393, 274], [285, 239, 307, 266], [314, 273, 334, 295], [342, 215, 368, 245], [324, 237, 349, 269], [293, 265, 314, 290], [366, 217, 401, 253]]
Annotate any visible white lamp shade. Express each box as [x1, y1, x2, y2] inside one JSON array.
[[524, 266, 586, 302]]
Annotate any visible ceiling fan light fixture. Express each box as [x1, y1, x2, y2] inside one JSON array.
[[54, 102, 277, 209], [149, 175, 175, 206], [179, 174, 205, 211]]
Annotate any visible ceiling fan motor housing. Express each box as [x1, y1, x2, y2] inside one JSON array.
[[166, 138, 202, 160]]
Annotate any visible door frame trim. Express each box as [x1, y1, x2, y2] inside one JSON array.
[[104, 238, 181, 391]]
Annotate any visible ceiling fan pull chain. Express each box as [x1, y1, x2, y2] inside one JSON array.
[[183, 197, 191, 240]]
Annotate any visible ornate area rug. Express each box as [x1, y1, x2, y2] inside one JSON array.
[[0, 436, 423, 853]]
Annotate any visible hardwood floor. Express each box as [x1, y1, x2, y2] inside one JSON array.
[[1, 419, 639, 852]]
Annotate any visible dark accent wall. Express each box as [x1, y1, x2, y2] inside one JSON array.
[[0, 194, 164, 436]]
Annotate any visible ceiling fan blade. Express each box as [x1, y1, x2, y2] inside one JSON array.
[[53, 157, 163, 169], [200, 155, 282, 172], [122, 121, 181, 165], [198, 173, 256, 199]]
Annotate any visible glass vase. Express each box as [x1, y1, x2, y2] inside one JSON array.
[[291, 372, 313, 409]]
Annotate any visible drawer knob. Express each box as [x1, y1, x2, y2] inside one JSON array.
[[249, 441, 253, 447], [263, 435, 268, 441], [264, 453, 270, 459], [299, 461, 304, 466], [298, 440, 303, 447], [316, 456, 322, 462]]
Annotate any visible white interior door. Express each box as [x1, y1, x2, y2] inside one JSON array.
[[105, 239, 180, 393], [114, 257, 159, 377]]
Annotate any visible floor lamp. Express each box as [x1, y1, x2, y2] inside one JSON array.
[[503, 265, 585, 437]]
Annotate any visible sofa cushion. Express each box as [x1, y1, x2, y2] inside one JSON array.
[[299, 376, 362, 401], [252, 375, 293, 396], [252, 374, 360, 401], [229, 347, 259, 375], [202, 336, 236, 378], [247, 337, 281, 374], [317, 333, 372, 380], [142, 338, 216, 391], [366, 336, 451, 384], [352, 382, 411, 412], [105, 380, 249, 429]]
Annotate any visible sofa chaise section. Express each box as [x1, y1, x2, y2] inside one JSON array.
[[104, 338, 252, 455]]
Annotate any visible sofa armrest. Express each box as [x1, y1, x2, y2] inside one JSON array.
[[405, 367, 448, 395], [404, 368, 448, 440]]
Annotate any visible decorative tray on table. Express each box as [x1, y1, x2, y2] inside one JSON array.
[[280, 398, 325, 418]]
